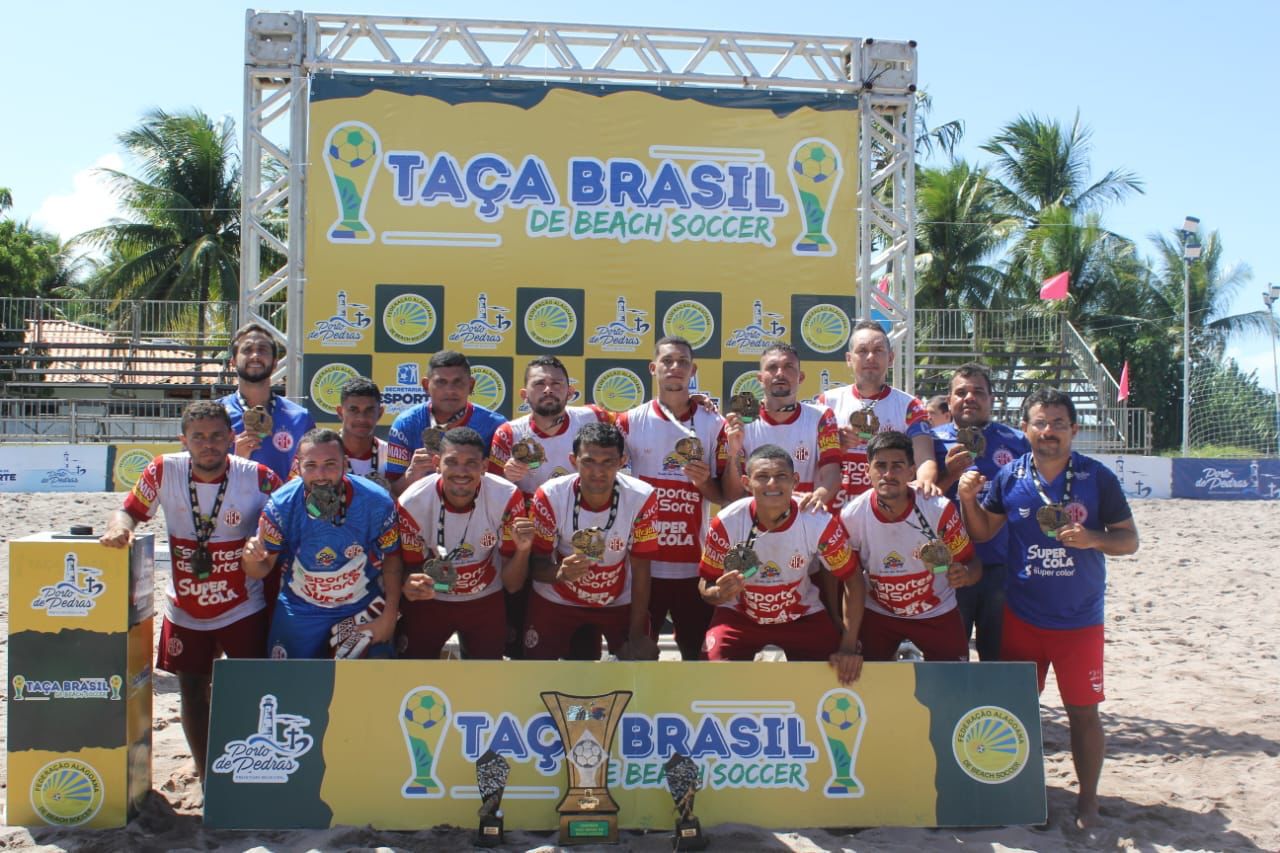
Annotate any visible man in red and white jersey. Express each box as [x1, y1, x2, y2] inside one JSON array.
[[617, 336, 732, 659], [398, 427, 534, 659], [525, 422, 660, 660], [817, 320, 933, 509], [699, 443, 863, 676], [289, 376, 392, 489], [100, 400, 281, 779], [723, 344, 842, 509], [840, 431, 980, 661]]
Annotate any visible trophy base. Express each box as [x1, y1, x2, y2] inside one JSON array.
[[559, 812, 618, 845], [475, 815, 504, 848], [674, 817, 709, 850]]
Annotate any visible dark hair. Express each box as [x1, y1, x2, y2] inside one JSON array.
[[849, 319, 891, 351], [441, 426, 487, 455], [866, 430, 914, 464], [745, 443, 795, 473], [181, 400, 232, 433], [951, 362, 993, 396], [523, 355, 569, 383], [926, 394, 949, 414], [298, 427, 344, 454], [1022, 387, 1077, 425], [759, 343, 800, 363], [339, 376, 382, 404], [573, 421, 626, 456], [230, 322, 280, 358], [428, 350, 470, 372], [654, 335, 694, 359]]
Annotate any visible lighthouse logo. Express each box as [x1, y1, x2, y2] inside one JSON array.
[[210, 694, 315, 783]]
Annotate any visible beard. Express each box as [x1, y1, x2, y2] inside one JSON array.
[[235, 361, 273, 383], [532, 397, 566, 418]]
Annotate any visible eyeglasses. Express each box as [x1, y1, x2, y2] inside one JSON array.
[[1027, 420, 1072, 432]]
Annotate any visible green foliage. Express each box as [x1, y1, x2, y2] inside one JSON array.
[[914, 161, 1011, 310], [0, 219, 66, 299]]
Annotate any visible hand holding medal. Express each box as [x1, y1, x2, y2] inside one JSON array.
[[422, 544, 459, 592], [918, 540, 953, 575], [722, 542, 761, 579], [242, 405, 273, 439], [849, 406, 880, 441], [511, 437, 546, 470], [727, 391, 758, 424], [956, 425, 986, 458], [1036, 505, 1071, 537]]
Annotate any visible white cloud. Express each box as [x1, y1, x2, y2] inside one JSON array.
[[29, 154, 125, 243], [1226, 341, 1279, 393]]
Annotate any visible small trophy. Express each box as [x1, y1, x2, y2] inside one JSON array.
[[422, 545, 459, 592], [1036, 505, 1071, 537], [727, 392, 758, 423], [512, 437, 546, 470], [723, 543, 760, 580], [664, 753, 708, 850], [305, 482, 343, 521], [849, 407, 880, 440], [541, 691, 633, 845], [918, 540, 952, 574], [475, 749, 509, 847], [421, 426, 446, 453], [956, 425, 986, 457], [673, 436, 704, 465], [242, 405, 273, 438], [571, 527, 607, 561]]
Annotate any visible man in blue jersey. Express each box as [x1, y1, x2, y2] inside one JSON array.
[[916, 362, 1030, 660], [958, 387, 1138, 829], [243, 428, 403, 659], [221, 322, 315, 481], [387, 350, 507, 497]]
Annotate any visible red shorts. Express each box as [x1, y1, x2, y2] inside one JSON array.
[[398, 593, 507, 660], [858, 607, 969, 662], [156, 609, 267, 676], [701, 607, 841, 662], [1001, 608, 1105, 706], [523, 594, 637, 660], [648, 576, 712, 661]]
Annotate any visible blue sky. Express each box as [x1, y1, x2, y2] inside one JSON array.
[[5, 1, 1278, 389]]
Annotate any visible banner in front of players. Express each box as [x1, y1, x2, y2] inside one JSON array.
[[302, 76, 861, 424]]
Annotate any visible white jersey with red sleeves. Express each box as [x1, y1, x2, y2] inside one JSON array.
[[618, 400, 728, 579], [397, 472, 526, 602], [818, 383, 929, 509], [740, 403, 842, 492], [700, 498, 856, 625], [489, 405, 609, 496], [530, 472, 659, 608], [122, 452, 280, 630], [839, 488, 975, 620]]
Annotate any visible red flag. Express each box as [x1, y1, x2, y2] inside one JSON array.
[[1039, 271, 1070, 300], [1118, 360, 1131, 402]]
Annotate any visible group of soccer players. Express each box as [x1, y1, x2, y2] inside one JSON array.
[[98, 318, 1137, 827]]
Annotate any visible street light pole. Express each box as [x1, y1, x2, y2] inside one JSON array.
[[1178, 217, 1201, 456], [1264, 283, 1280, 454]]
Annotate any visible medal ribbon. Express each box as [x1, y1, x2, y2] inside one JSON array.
[[344, 435, 386, 477], [572, 481, 620, 533], [437, 491, 478, 560], [1029, 456, 1074, 508], [428, 403, 467, 431], [187, 467, 230, 557], [236, 389, 275, 420], [656, 399, 698, 441], [743, 504, 792, 550]]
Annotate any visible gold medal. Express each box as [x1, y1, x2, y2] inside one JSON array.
[[571, 527, 606, 560], [191, 546, 215, 580], [242, 405, 273, 438], [420, 426, 446, 453], [1036, 505, 1070, 537], [723, 543, 760, 579], [956, 425, 986, 457], [512, 437, 546, 469], [305, 482, 342, 521], [919, 539, 952, 574], [673, 436, 703, 465], [728, 392, 759, 423], [849, 407, 880, 439]]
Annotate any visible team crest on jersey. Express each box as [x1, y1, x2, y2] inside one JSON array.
[[759, 563, 782, 580], [608, 536, 626, 553], [480, 531, 498, 549], [788, 553, 806, 569], [523, 627, 540, 648], [883, 551, 905, 571], [166, 636, 184, 657], [993, 446, 1015, 466], [315, 546, 338, 567], [223, 508, 242, 527], [273, 431, 294, 452], [1065, 502, 1088, 524], [344, 544, 365, 559], [794, 444, 811, 462]]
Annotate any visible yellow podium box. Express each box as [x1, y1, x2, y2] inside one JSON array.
[[6, 532, 155, 827]]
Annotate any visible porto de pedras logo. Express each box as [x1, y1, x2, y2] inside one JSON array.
[[211, 694, 314, 783]]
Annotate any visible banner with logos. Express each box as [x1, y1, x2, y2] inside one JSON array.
[[302, 76, 861, 425], [108, 443, 182, 492], [204, 659, 1045, 830], [0, 444, 110, 493], [1085, 454, 1173, 500], [1172, 458, 1280, 500]]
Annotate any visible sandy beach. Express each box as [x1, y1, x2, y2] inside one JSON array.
[[0, 492, 1276, 852]]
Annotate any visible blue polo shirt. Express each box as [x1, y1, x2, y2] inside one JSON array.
[[933, 421, 1030, 567]]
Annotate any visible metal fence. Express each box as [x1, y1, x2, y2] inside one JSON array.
[[0, 398, 197, 443], [0, 298, 241, 344]]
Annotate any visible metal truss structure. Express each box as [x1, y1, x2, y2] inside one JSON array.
[[242, 11, 918, 393]]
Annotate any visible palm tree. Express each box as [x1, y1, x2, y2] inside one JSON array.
[[914, 161, 1012, 310], [0, 187, 12, 215], [78, 108, 240, 339]]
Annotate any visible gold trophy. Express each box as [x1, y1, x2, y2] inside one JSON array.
[[788, 137, 841, 256], [541, 690, 632, 844], [323, 122, 381, 244]]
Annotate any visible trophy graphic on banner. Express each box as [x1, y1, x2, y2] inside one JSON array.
[[323, 121, 382, 244], [474, 748, 510, 847], [817, 688, 867, 797], [399, 686, 451, 797], [664, 753, 709, 850], [541, 690, 632, 844], [788, 137, 842, 256]]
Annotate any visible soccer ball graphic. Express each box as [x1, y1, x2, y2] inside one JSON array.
[[821, 692, 859, 731], [329, 126, 377, 168], [793, 141, 838, 183], [403, 691, 447, 732]]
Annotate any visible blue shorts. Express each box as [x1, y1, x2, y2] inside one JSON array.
[[267, 594, 378, 660]]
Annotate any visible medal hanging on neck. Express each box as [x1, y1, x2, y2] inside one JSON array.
[[955, 425, 986, 458], [346, 436, 391, 491], [238, 390, 274, 439], [570, 482, 619, 562], [849, 402, 880, 440], [727, 504, 791, 579], [421, 404, 466, 454], [427, 499, 474, 592], [305, 481, 345, 524], [900, 499, 951, 574], [187, 470, 229, 580], [727, 391, 759, 424], [657, 399, 703, 465], [1031, 458, 1073, 538]]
